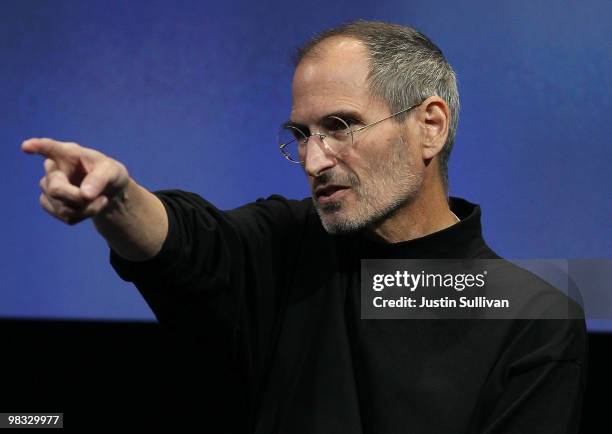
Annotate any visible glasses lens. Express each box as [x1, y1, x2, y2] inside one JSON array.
[[320, 116, 352, 154], [279, 126, 307, 163]]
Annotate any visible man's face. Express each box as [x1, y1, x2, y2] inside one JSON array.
[[290, 37, 424, 234]]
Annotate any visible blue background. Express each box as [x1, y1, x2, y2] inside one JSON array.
[[2, 0, 610, 329]]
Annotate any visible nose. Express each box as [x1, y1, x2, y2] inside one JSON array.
[[303, 134, 337, 177]]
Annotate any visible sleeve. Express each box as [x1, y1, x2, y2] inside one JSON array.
[[108, 189, 313, 386], [475, 317, 588, 434]]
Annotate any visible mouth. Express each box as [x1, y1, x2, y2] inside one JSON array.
[[314, 185, 351, 204]]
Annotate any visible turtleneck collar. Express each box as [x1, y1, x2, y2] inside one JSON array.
[[344, 196, 498, 260]]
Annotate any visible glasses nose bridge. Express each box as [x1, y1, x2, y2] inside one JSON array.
[[302, 131, 328, 154], [301, 130, 338, 163], [308, 130, 327, 143]]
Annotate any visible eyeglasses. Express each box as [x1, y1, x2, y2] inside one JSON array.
[[279, 100, 424, 164]]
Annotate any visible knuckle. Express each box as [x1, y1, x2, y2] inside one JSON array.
[[39, 192, 54, 209], [46, 175, 66, 197], [116, 161, 128, 176], [46, 170, 59, 181], [47, 183, 62, 198], [99, 158, 114, 171]]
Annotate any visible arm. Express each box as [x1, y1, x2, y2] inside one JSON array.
[[92, 177, 167, 261], [474, 318, 587, 434], [22, 137, 167, 261], [481, 359, 585, 433]]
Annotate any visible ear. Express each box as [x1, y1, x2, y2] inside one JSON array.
[[418, 96, 450, 161]]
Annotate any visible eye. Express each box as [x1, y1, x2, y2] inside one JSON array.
[[291, 129, 305, 141], [343, 117, 358, 127], [322, 116, 351, 132], [286, 126, 309, 142]]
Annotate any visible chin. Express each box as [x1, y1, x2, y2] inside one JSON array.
[[321, 220, 349, 235], [313, 194, 383, 235], [317, 209, 369, 235], [313, 199, 345, 232]]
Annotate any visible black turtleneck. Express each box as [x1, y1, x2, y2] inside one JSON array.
[[109, 191, 586, 434]]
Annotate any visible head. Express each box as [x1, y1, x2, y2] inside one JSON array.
[[289, 21, 459, 234]]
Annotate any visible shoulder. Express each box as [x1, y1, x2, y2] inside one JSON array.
[[485, 259, 583, 316]]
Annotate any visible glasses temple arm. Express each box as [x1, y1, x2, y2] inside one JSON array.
[[350, 103, 421, 134]]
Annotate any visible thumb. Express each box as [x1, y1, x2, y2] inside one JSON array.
[[80, 165, 110, 200]]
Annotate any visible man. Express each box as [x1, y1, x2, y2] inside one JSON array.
[[23, 21, 586, 433]]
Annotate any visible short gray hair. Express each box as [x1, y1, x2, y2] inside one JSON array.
[[295, 20, 460, 192]]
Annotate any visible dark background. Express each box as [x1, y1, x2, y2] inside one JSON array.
[[0, 319, 606, 432]]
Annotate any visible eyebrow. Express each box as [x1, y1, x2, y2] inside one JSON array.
[[282, 109, 364, 130]]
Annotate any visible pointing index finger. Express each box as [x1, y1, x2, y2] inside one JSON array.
[[21, 138, 71, 159]]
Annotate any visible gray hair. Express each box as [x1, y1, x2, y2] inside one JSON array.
[[294, 20, 460, 192]]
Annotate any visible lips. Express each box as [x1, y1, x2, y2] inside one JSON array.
[[315, 185, 350, 203]]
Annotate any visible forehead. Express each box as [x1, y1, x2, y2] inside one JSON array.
[[291, 37, 375, 123]]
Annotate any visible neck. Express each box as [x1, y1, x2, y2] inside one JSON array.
[[365, 178, 458, 244]]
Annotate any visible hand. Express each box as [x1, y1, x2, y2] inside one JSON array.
[[22, 137, 130, 225]]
